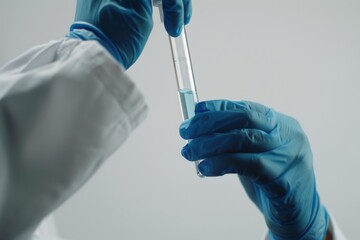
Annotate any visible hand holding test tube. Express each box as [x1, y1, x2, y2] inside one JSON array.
[[153, 0, 203, 177]]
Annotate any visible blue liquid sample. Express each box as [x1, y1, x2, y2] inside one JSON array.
[[178, 89, 204, 177], [178, 89, 197, 120]]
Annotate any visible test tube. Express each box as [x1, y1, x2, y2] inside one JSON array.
[[153, 1, 204, 177]]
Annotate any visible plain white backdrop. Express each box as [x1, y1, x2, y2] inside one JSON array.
[[0, 0, 359, 239]]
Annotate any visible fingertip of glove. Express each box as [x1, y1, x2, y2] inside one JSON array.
[[198, 162, 205, 175], [183, 0, 192, 25], [165, 22, 182, 37], [198, 159, 237, 177], [198, 162, 210, 177], [184, 9, 191, 25], [175, 26, 183, 36], [184, 16, 191, 25], [181, 145, 192, 160]]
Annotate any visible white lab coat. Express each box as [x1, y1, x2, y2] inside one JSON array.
[[0, 39, 346, 240], [0, 38, 147, 239]]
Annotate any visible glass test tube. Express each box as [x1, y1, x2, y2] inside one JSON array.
[[170, 28, 204, 178], [153, 1, 204, 177]]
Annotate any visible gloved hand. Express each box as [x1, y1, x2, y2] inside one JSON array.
[[158, 0, 192, 37], [67, 0, 192, 69], [67, 0, 153, 69], [180, 100, 329, 239]]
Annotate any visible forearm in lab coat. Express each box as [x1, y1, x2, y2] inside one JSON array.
[[0, 38, 147, 240]]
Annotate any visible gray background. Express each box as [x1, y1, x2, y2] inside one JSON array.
[[0, 0, 359, 239]]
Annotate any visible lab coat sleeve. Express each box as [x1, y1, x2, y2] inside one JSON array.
[[0, 38, 147, 239], [263, 215, 347, 240]]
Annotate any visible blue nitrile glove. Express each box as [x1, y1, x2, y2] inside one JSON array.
[[161, 0, 192, 37], [67, 0, 153, 69], [180, 100, 329, 240]]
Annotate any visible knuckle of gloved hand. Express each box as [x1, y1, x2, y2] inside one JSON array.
[[243, 109, 254, 128], [265, 108, 275, 118], [243, 100, 257, 112], [234, 100, 248, 110], [286, 117, 308, 142], [247, 130, 262, 144]]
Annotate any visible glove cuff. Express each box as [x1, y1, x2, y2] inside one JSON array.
[[267, 199, 329, 240], [300, 203, 329, 240], [66, 22, 125, 66]]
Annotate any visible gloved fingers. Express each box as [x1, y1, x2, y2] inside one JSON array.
[[198, 148, 293, 184], [181, 128, 281, 161], [195, 100, 247, 113], [195, 100, 271, 115], [162, 0, 186, 37], [197, 153, 258, 178], [179, 107, 276, 140]]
